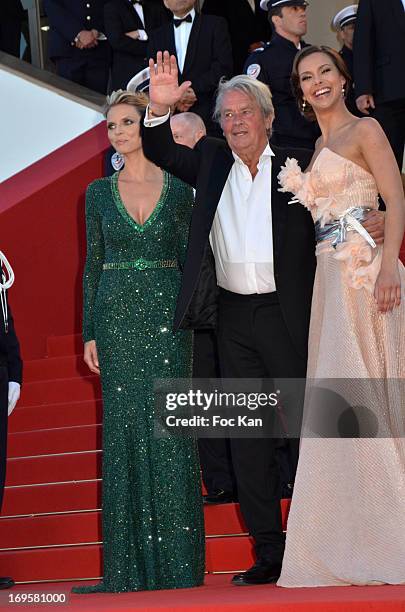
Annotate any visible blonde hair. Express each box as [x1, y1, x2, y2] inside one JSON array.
[[103, 90, 149, 118]]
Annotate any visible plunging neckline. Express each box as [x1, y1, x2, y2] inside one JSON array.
[[111, 170, 170, 232], [310, 147, 373, 178]]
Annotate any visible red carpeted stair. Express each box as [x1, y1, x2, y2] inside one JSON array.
[[2, 333, 404, 612], [1, 332, 280, 583]]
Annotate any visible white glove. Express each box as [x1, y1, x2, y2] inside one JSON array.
[[8, 381, 20, 416]]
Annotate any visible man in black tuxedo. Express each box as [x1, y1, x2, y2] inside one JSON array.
[[0, 261, 22, 590], [0, 0, 25, 57], [44, 0, 111, 94], [353, 0, 405, 169], [201, 0, 271, 75], [142, 51, 315, 585], [104, 0, 169, 90], [148, 0, 233, 134]]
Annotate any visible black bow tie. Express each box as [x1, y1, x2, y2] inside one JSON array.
[[173, 14, 192, 27], [129, 0, 143, 6]]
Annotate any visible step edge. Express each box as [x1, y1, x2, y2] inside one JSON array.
[[7, 449, 103, 461], [0, 508, 102, 520], [0, 533, 251, 553], [0, 541, 103, 552], [9, 424, 102, 437], [5, 478, 102, 490]]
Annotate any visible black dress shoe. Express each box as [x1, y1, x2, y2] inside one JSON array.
[[231, 559, 282, 586], [0, 577, 15, 590], [203, 490, 236, 504]]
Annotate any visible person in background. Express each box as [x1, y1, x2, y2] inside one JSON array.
[[202, 0, 271, 75], [171, 111, 237, 505], [170, 111, 205, 147], [331, 5, 361, 117], [44, 0, 111, 94], [104, 0, 169, 90], [0, 253, 22, 590], [148, 0, 233, 135], [0, 0, 25, 57], [353, 0, 405, 169], [244, 0, 319, 149]]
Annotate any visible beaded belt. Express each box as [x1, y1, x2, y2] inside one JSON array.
[[103, 258, 178, 271], [315, 206, 376, 250]]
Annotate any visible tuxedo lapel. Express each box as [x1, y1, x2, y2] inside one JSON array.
[[167, 22, 178, 60], [271, 147, 288, 264], [203, 143, 234, 230], [182, 14, 201, 77], [391, 0, 405, 34], [120, 0, 144, 29]]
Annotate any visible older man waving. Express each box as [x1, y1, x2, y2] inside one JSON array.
[[142, 51, 315, 586]]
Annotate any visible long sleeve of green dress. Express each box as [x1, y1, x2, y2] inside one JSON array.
[[82, 181, 105, 343]]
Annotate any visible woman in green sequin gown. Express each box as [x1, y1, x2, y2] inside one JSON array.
[[72, 92, 205, 594]]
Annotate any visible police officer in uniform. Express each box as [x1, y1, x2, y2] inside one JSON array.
[[332, 5, 361, 117], [44, 0, 111, 94], [0, 254, 22, 590], [353, 0, 405, 170], [244, 0, 319, 149]]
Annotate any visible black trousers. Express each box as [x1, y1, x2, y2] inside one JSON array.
[[372, 98, 405, 170], [217, 289, 307, 562], [193, 330, 236, 494], [0, 367, 9, 512], [56, 56, 109, 95]]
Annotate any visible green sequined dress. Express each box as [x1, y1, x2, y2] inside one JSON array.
[[73, 172, 205, 593]]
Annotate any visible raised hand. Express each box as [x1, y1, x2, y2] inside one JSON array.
[[148, 51, 192, 115]]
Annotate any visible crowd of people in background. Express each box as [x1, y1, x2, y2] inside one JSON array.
[[33, 0, 404, 168]]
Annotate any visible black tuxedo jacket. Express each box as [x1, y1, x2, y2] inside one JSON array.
[[353, 0, 405, 104], [104, 0, 169, 90], [0, 301, 22, 385], [4, 0, 25, 19], [202, 0, 271, 75], [142, 118, 316, 359], [148, 13, 233, 129]]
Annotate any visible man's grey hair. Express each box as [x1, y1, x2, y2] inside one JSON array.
[[213, 75, 274, 124]]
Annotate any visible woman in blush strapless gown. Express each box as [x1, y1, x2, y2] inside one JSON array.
[[276, 46, 405, 587]]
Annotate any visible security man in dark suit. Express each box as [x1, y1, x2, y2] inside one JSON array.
[[44, 0, 111, 94], [0, 257, 22, 590], [104, 0, 169, 90], [353, 0, 405, 169], [0, 0, 25, 57], [332, 5, 361, 118], [202, 0, 271, 75], [244, 0, 319, 149]]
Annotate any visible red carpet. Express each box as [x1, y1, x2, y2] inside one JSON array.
[[1, 333, 405, 611], [2, 575, 405, 612]]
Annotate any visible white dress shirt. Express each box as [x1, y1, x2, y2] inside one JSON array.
[[130, 0, 148, 40], [173, 8, 195, 73], [144, 110, 276, 295], [246, 0, 256, 12], [402, 0, 405, 11], [210, 145, 276, 295]]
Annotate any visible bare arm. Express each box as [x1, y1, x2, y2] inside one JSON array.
[[357, 118, 405, 311]]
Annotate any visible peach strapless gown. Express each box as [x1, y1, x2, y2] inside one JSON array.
[[277, 148, 405, 587]]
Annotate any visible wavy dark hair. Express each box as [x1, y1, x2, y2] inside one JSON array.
[[291, 45, 352, 122]]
